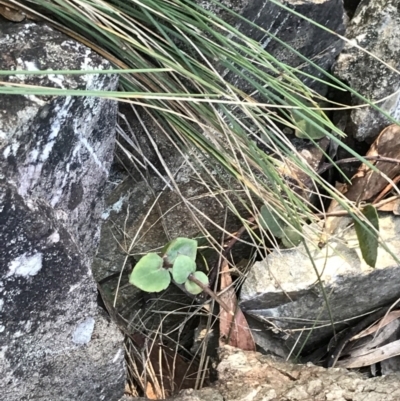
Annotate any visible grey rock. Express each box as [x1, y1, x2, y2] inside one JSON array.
[[240, 215, 400, 352], [333, 0, 400, 142], [198, 0, 345, 95], [0, 21, 124, 400], [0, 20, 118, 262]]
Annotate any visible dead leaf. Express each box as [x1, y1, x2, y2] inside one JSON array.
[[346, 319, 400, 358], [219, 260, 255, 351], [145, 382, 158, 400], [373, 175, 400, 204], [345, 124, 400, 202], [377, 197, 400, 215], [0, 4, 25, 22], [334, 317, 400, 369], [352, 310, 400, 340], [336, 338, 400, 369], [277, 137, 329, 200], [323, 125, 400, 239]]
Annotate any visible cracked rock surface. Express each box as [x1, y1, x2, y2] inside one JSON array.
[[0, 20, 124, 401]]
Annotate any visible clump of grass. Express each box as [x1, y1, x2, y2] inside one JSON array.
[[4, 0, 394, 231], [3, 0, 400, 396]]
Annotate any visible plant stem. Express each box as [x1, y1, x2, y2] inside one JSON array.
[[188, 274, 234, 316]]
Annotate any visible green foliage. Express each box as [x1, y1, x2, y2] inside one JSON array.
[[354, 205, 379, 268], [259, 205, 285, 238], [172, 254, 196, 284], [129, 238, 209, 294], [286, 94, 328, 140], [163, 237, 198, 265], [129, 253, 170, 292], [281, 225, 303, 248], [184, 271, 209, 295], [259, 205, 302, 248]]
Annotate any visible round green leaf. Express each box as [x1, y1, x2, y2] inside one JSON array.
[[281, 226, 302, 248], [184, 271, 209, 295], [172, 254, 196, 284], [293, 113, 326, 140], [163, 237, 197, 265], [286, 94, 327, 140], [259, 205, 285, 238], [129, 253, 170, 292]]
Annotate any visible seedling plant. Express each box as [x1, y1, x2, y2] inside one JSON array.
[[129, 237, 208, 294], [129, 237, 234, 315]]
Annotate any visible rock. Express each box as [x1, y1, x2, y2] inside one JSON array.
[[240, 214, 400, 353], [199, 0, 345, 95], [119, 346, 400, 401], [0, 20, 124, 400], [119, 387, 223, 401], [216, 346, 400, 401], [171, 388, 224, 401], [333, 0, 400, 142]]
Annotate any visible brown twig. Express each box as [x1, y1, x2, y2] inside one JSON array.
[[224, 217, 256, 255], [187, 274, 234, 316], [318, 155, 400, 175]]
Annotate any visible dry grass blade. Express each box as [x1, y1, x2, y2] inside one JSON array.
[[128, 332, 202, 397]]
